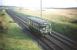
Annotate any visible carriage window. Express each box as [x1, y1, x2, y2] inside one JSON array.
[[32, 22, 38, 29]]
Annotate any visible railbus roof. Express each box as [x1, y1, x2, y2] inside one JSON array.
[[27, 17, 48, 25]]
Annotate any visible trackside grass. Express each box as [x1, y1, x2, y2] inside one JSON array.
[[0, 11, 42, 50]]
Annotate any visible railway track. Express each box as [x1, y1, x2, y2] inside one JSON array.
[[6, 9, 77, 50], [49, 31, 77, 49]]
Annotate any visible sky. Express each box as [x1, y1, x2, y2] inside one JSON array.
[[43, 0, 77, 8], [1, 0, 77, 9], [0, 0, 2, 6]]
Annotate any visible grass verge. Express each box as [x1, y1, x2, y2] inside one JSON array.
[[0, 11, 42, 50]]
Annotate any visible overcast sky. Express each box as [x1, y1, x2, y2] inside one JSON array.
[[1, 0, 77, 9], [0, 0, 2, 6]]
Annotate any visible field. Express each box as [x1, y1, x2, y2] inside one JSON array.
[[0, 10, 42, 50], [16, 8, 77, 41], [16, 8, 77, 22]]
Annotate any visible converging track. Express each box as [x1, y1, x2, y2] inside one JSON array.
[[6, 9, 77, 50]]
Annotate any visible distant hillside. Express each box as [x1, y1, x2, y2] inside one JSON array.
[[16, 7, 77, 23], [43, 8, 77, 22], [45, 7, 77, 9]]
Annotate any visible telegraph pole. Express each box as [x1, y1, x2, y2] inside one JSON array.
[[37, 0, 43, 48], [40, 0, 42, 18]]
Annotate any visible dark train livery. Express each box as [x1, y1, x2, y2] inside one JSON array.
[[24, 16, 52, 36]]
